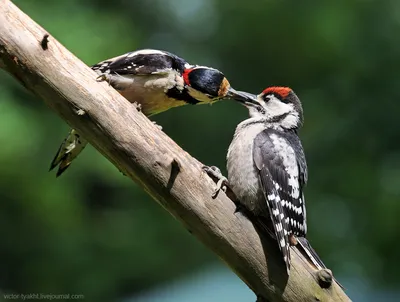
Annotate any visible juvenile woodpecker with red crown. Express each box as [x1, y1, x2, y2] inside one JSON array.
[[204, 87, 334, 275], [49, 49, 253, 177]]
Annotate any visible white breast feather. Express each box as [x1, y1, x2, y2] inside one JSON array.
[[227, 121, 265, 204]]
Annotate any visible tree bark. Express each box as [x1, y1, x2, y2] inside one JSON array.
[[0, 1, 351, 301]]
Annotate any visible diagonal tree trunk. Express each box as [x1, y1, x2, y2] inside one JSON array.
[[0, 1, 350, 301]]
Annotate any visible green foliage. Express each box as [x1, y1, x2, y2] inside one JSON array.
[[1, 0, 400, 300]]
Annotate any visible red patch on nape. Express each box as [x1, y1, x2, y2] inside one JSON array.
[[262, 86, 292, 98], [182, 68, 193, 86]]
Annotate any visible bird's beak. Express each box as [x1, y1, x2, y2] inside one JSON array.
[[226, 87, 259, 107]]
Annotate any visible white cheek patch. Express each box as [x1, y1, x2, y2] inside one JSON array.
[[259, 97, 300, 129], [265, 98, 292, 118]]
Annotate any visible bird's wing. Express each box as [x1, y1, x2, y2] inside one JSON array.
[[283, 130, 308, 234], [253, 129, 307, 270], [91, 50, 187, 76]]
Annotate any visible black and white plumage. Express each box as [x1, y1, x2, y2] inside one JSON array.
[[91, 49, 197, 108], [210, 86, 328, 273], [50, 49, 253, 177], [92, 49, 188, 78], [252, 128, 307, 268]]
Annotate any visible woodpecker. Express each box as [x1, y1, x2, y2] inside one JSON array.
[[49, 49, 252, 177], [203, 87, 330, 275]]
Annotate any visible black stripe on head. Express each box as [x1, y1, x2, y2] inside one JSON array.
[[166, 87, 200, 105], [187, 68, 225, 97]]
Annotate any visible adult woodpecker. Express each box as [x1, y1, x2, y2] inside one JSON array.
[[203, 87, 330, 274], [49, 49, 252, 177]]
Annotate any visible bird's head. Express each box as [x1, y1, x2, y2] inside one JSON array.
[[182, 66, 256, 104], [238, 86, 303, 130]]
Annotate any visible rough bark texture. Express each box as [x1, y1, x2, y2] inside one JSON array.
[[0, 1, 351, 301]]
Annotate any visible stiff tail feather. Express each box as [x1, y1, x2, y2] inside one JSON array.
[[253, 217, 343, 288], [296, 237, 327, 270], [296, 237, 344, 289], [49, 129, 88, 177]]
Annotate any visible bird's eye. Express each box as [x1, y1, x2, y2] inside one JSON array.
[[264, 96, 271, 103]]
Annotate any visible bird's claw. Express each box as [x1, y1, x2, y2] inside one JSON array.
[[134, 102, 142, 112], [213, 177, 227, 197], [202, 165, 228, 198], [96, 74, 110, 85], [202, 165, 222, 177]]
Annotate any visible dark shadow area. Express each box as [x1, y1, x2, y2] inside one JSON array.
[[235, 206, 289, 293]]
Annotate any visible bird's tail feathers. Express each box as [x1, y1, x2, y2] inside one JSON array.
[[49, 129, 88, 177], [296, 237, 327, 270], [297, 237, 344, 289]]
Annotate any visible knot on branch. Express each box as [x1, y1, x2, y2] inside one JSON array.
[[40, 34, 49, 50], [316, 268, 333, 289]]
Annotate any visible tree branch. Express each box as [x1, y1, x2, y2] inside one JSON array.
[[0, 1, 350, 301]]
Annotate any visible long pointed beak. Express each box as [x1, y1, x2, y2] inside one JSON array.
[[226, 87, 259, 107]]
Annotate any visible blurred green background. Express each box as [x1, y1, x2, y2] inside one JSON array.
[[1, 0, 399, 301]]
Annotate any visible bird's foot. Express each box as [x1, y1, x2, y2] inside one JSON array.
[[133, 102, 142, 112], [202, 165, 228, 198], [96, 73, 111, 85]]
